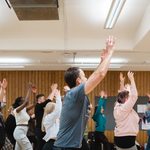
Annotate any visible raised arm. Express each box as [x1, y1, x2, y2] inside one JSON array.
[[47, 83, 58, 100], [93, 91, 106, 121], [93, 98, 103, 121], [128, 71, 138, 98], [0, 79, 7, 102], [27, 85, 37, 111], [122, 71, 138, 111], [16, 83, 32, 113], [119, 72, 125, 92], [46, 90, 62, 122], [42, 89, 62, 131], [85, 36, 115, 95], [0, 90, 6, 109]]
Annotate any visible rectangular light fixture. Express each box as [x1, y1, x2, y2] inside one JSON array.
[[71, 63, 122, 69], [0, 65, 25, 69], [74, 57, 128, 64], [105, 0, 126, 29]]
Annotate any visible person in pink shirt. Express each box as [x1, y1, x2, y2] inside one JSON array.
[[114, 72, 139, 150]]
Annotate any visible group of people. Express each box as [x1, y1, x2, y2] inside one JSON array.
[[0, 36, 149, 150]]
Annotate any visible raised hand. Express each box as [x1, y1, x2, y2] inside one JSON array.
[[101, 36, 115, 62], [127, 71, 134, 81], [106, 36, 115, 51], [31, 86, 37, 94], [1, 78, 8, 89], [51, 83, 58, 92], [120, 72, 125, 82]]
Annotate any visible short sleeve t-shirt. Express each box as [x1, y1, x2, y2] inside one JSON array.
[[54, 83, 90, 148]]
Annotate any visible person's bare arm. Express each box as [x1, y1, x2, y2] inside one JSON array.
[[0, 79, 7, 101], [16, 83, 32, 113], [47, 83, 58, 100], [85, 36, 115, 95], [27, 86, 37, 111], [119, 72, 125, 92]]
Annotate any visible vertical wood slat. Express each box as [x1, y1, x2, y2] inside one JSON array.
[[0, 70, 150, 146]]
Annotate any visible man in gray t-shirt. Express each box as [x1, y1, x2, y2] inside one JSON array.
[[55, 83, 90, 148], [54, 36, 115, 150]]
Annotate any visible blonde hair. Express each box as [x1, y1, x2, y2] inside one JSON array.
[[41, 102, 55, 132]]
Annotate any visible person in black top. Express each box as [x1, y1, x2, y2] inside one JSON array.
[[5, 106, 16, 147], [27, 109, 36, 150], [35, 83, 57, 150]]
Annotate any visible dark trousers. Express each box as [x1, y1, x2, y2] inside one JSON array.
[[80, 138, 89, 150], [35, 128, 46, 150], [28, 136, 37, 150], [42, 139, 55, 150], [94, 131, 111, 150]]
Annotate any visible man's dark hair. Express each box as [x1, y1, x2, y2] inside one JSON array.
[[36, 94, 45, 101], [64, 67, 80, 88], [116, 91, 129, 104]]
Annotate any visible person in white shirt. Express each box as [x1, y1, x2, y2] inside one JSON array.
[[13, 83, 36, 150], [42, 89, 62, 150]]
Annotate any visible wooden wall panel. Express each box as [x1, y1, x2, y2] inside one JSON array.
[[0, 70, 150, 146]]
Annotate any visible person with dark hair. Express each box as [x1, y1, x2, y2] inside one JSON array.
[[13, 83, 36, 150], [5, 106, 16, 148], [93, 90, 110, 150], [114, 72, 139, 150], [27, 109, 36, 150], [53, 36, 115, 150], [35, 83, 58, 150], [0, 79, 13, 150]]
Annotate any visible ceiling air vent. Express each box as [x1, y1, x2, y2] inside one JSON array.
[[9, 0, 59, 20]]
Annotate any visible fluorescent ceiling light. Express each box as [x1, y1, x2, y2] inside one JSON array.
[[109, 64, 122, 68], [75, 58, 100, 63], [0, 58, 30, 63], [111, 58, 128, 63], [105, 0, 126, 29], [72, 63, 122, 69], [0, 65, 25, 69], [74, 57, 128, 64]]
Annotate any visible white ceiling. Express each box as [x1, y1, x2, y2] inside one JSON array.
[[0, 0, 150, 70]]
